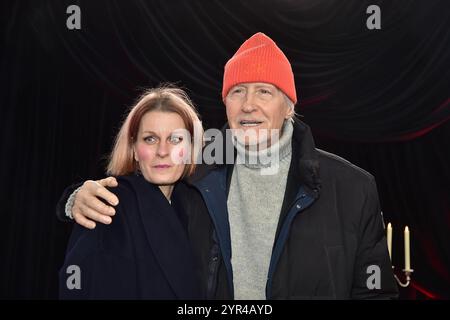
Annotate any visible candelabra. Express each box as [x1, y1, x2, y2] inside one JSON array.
[[386, 223, 413, 287], [393, 267, 414, 288]]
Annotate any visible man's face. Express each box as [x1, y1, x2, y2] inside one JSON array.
[[225, 82, 291, 146]]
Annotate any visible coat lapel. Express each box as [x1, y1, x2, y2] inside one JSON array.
[[129, 174, 200, 299]]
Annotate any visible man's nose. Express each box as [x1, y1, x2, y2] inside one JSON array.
[[241, 93, 257, 113], [156, 141, 170, 157]]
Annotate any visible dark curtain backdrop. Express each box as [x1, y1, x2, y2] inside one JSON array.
[[1, 0, 449, 299]]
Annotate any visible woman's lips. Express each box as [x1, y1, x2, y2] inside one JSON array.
[[153, 164, 172, 169]]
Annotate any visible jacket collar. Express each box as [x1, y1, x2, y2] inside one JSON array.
[[290, 117, 322, 195]]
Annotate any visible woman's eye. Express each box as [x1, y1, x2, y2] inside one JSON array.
[[169, 136, 183, 144], [144, 136, 157, 144]]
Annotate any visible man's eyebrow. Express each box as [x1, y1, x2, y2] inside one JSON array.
[[254, 84, 275, 89]]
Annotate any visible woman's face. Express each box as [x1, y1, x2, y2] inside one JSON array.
[[134, 111, 189, 186]]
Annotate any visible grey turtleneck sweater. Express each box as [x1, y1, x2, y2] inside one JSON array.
[[227, 120, 293, 300]]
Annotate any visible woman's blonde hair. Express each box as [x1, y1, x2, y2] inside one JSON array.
[[107, 85, 203, 178]]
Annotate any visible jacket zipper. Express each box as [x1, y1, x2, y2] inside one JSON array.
[[206, 232, 220, 299], [266, 191, 317, 299]]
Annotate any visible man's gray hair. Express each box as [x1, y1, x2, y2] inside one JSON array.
[[282, 92, 297, 121]]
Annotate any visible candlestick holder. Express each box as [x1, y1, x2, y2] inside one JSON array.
[[392, 266, 414, 287], [386, 223, 412, 288]]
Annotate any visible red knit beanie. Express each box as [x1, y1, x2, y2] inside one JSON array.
[[222, 32, 297, 104]]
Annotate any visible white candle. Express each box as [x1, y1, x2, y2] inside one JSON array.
[[404, 226, 411, 270], [387, 223, 392, 260]]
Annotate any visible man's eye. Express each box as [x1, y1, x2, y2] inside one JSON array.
[[169, 136, 183, 144], [231, 88, 245, 95], [144, 136, 157, 144], [259, 89, 272, 95]]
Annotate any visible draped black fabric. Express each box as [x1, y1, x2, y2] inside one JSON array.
[[1, 0, 449, 298]]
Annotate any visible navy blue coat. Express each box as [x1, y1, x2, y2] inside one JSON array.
[[59, 174, 202, 299]]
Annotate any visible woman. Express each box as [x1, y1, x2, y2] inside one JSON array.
[[59, 86, 204, 299]]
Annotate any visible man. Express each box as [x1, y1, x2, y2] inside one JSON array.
[[57, 32, 398, 299]]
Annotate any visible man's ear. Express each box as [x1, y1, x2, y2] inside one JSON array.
[[285, 105, 294, 119]]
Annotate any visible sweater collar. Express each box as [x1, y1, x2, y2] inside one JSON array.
[[233, 120, 293, 169]]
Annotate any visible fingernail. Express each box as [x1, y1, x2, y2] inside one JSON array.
[[104, 217, 112, 224]]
